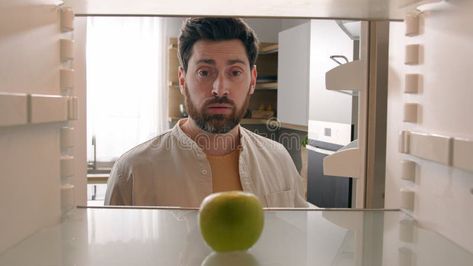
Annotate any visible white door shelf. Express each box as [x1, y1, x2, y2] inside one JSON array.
[[323, 140, 361, 178], [325, 60, 367, 92]]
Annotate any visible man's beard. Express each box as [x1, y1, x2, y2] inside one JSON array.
[[183, 85, 250, 134]]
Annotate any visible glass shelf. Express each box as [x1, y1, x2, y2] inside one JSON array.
[[0, 208, 471, 266], [65, 0, 409, 21]]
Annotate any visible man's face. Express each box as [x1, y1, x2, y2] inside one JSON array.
[[178, 39, 257, 134]]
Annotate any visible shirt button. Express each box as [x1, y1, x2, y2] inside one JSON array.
[[201, 169, 208, 175]]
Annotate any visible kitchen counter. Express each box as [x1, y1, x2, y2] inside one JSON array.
[[87, 173, 109, 184], [0, 207, 471, 266]]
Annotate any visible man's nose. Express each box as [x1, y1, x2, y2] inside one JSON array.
[[211, 73, 229, 97]]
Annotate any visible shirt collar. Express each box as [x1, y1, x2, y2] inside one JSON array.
[[173, 118, 247, 152], [173, 118, 201, 151]]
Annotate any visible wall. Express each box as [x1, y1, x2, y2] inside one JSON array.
[[308, 19, 353, 124], [0, 0, 62, 253], [281, 18, 308, 31], [245, 18, 282, 42], [165, 17, 185, 39], [385, 2, 473, 252]]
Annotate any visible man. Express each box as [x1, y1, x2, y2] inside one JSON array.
[[104, 17, 308, 207]]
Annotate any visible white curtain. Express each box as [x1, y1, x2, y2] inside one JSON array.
[[86, 17, 169, 162]]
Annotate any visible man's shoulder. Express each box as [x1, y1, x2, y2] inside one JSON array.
[[241, 127, 287, 153], [117, 128, 175, 166]]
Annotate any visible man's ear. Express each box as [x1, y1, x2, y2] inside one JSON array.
[[249, 65, 257, 95], [178, 66, 186, 95]]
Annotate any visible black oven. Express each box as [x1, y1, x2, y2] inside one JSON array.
[[306, 139, 352, 208]]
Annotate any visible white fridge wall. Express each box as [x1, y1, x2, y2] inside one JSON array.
[[0, 0, 72, 253], [0, 1, 59, 95], [72, 17, 88, 208], [386, 4, 473, 253]]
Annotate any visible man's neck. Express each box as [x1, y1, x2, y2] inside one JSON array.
[[180, 118, 241, 156]]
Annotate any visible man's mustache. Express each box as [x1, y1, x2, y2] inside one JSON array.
[[204, 96, 236, 107]]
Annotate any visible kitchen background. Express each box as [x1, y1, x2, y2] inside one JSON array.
[[83, 17, 361, 208]]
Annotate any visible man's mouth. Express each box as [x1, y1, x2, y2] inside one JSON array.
[[206, 104, 233, 114]]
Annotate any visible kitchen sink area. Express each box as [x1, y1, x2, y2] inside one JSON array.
[[87, 168, 112, 175], [87, 163, 113, 205]]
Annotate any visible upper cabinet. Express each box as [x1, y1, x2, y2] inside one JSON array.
[[277, 22, 311, 127]]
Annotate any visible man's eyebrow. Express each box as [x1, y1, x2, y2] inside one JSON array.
[[195, 59, 215, 65], [227, 59, 247, 66], [194, 58, 247, 66]]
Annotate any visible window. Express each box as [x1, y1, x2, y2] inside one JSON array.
[[86, 17, 169, 163]]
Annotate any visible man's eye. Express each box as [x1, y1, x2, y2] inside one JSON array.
[[198, 70, 209, 77], [231, 70, 242, 77]]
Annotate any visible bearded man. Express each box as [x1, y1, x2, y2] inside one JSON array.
[[105, 17, 308, 208]]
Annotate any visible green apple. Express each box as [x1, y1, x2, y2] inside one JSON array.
[[199, 191, 265, 252]]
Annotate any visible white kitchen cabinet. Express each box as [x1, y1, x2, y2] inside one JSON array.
[[277, 22, 311, 126]]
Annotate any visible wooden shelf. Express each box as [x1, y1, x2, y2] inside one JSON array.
[[259, 43, 278, 54], [87, 174, 109, 184], [255, 82, 277, 90], [280, 122, 308, 132]]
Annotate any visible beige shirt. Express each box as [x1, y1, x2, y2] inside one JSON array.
[[104, 119, 308, 208]]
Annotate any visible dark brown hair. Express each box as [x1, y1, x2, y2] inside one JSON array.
[[178, 17, 259, 72]]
